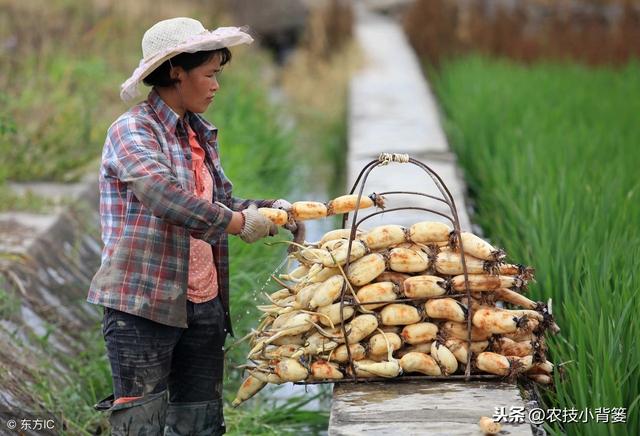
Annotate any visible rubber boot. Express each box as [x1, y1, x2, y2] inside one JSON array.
[[164, 399, 225, 435], [109, 390, 168, 436]]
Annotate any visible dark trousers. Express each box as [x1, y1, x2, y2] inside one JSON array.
[[102, 296, 226, 434]]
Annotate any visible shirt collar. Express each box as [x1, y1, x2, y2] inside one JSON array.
[[147, 88, 218, 143], [188, 111, 218, 144]]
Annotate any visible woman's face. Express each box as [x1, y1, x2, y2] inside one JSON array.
[[176, 54, 222, 114]]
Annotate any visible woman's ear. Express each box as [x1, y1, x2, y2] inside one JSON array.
[[170, 65, 184, 83]]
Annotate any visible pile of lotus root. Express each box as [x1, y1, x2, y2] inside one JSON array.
[[233, 199, 559, 406]]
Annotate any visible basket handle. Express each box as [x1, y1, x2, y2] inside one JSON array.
[[377, 153, 410, 165]]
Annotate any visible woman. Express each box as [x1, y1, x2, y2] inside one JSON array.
[[88, 17, 302, 435]]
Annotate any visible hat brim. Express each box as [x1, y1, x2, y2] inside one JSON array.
[[120, 26, 254, 103]]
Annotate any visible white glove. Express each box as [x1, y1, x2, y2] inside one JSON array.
[[216, 202, 278, 243], [240, 204, 279, 243]]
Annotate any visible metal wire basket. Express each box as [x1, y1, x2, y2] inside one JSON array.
[[296, 152, 500, 384]]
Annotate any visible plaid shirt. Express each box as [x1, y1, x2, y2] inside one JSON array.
[[88, 89, 273, 332]]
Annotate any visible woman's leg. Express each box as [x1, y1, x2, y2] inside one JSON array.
[[102, 307, 181, 435], [165, 296, 227, 435]]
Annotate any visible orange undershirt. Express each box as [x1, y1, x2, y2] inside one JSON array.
[[186, 124, 218, 303]]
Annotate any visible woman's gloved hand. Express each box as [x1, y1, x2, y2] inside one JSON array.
[[218, 202, 277, 243], [240, 204, 278, 243]]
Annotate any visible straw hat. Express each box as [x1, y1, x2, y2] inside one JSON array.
[[120, 17, 253, 102]]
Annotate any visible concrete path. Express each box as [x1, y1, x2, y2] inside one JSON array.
[[346, 5, 471, 231], [331, 4, 532, 435]]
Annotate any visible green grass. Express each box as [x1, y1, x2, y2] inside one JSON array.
[[0, 277, 21, 318], [0, 55, 113, 182], [225, 394, 329, 435], [0, 188, 57, 212], [431, 56, 640, 435], [26, 324, 113, 434], [0, 0, 225, 195]]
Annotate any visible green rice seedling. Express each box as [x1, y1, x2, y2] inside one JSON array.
[[432, 56, 640, 436]]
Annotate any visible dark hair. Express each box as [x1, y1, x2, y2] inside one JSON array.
[[143, 47, 232, 87]]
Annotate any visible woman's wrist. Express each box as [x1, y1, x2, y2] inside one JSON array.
[[226, 211, 245, 235]]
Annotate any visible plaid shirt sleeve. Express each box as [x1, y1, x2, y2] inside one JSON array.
[[230, 196, 275, 211], [105, 116, 234, 243]]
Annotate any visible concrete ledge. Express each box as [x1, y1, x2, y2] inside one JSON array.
[[0, 176, 102, 413], [330, 380, 531, 436]]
